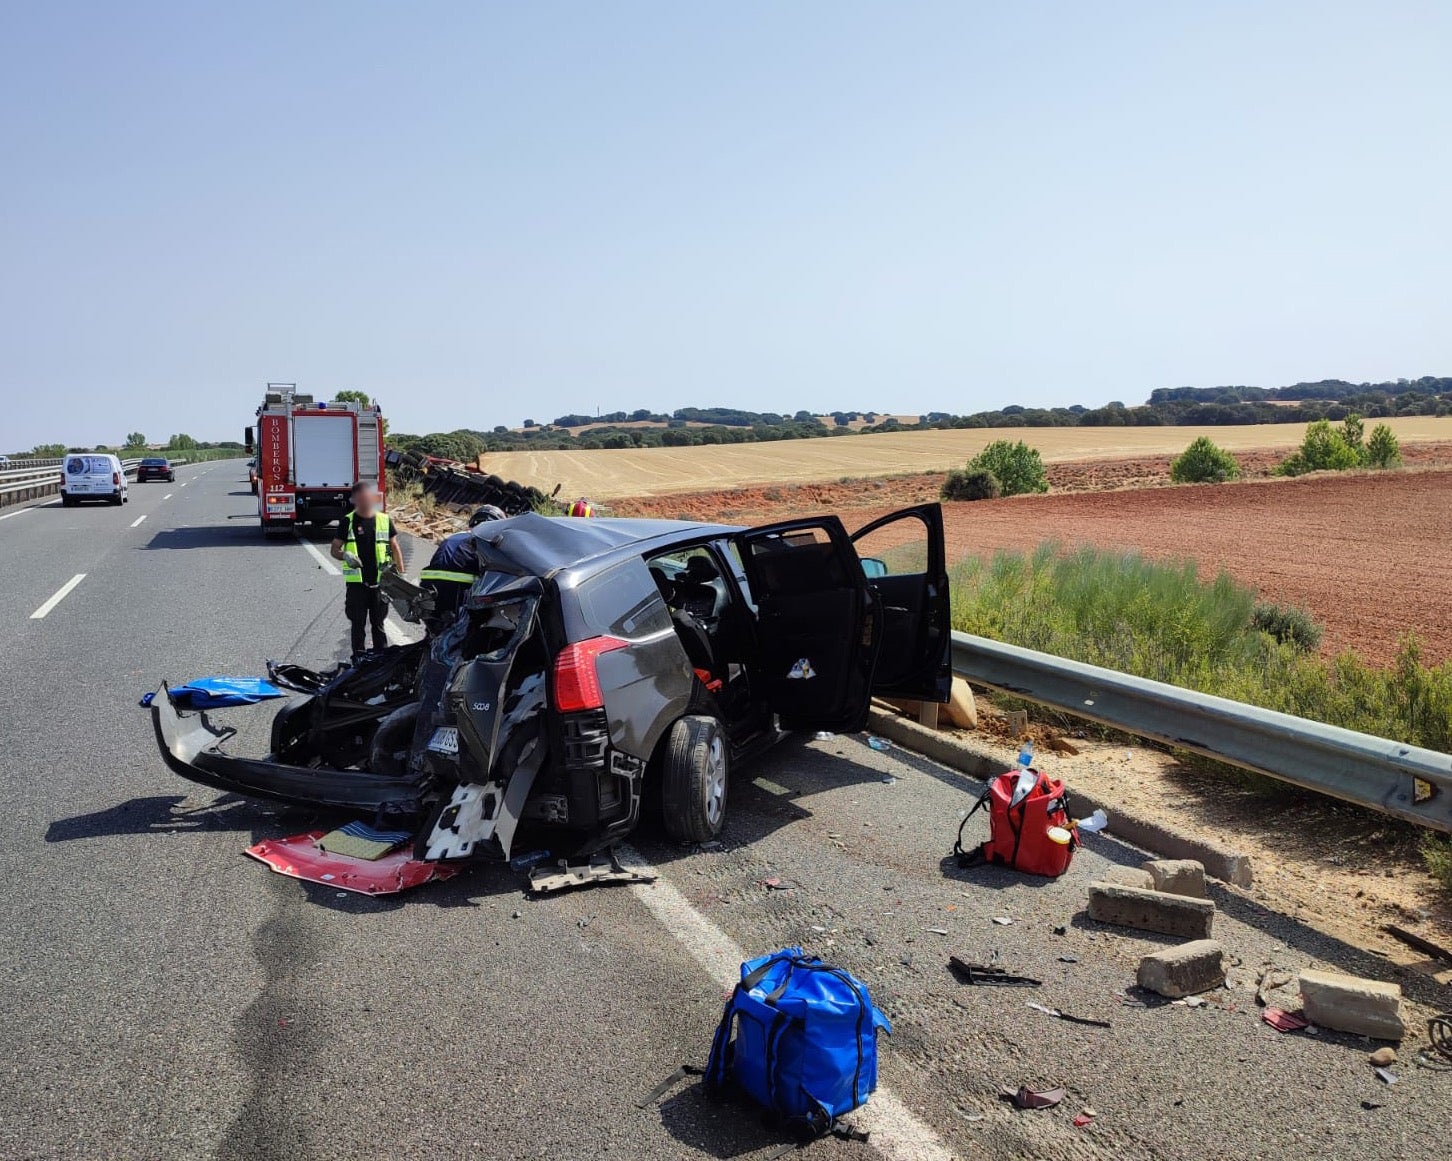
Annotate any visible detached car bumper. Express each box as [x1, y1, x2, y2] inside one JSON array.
[[151, 680, 426, 812]]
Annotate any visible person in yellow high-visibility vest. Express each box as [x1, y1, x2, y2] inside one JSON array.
[[330, 481, 404, 657]]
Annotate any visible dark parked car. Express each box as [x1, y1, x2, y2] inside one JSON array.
[[152, 506, 950, 863], [137, 457, 175, 482]]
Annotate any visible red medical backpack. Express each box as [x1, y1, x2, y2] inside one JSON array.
[[954, 768, 1077, 878]]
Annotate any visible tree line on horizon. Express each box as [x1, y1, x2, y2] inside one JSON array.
[[380, 374, 1452, 464]]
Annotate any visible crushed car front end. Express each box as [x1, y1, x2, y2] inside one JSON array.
[[151, 515, 712, 866]]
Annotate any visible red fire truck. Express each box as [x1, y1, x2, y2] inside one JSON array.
[[245, 384, 386, 534]]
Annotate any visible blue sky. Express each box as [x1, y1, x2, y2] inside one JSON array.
[[2, 1, 1448, 449]]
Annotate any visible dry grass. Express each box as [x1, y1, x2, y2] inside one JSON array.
[[482, 417, 1452, 499]]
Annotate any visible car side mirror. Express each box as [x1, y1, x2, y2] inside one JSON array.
[[861, 558, 888, 579]]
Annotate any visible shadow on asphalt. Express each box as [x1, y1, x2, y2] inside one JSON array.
[[655, 1080, 811, 1159], [141, 525, 298, 549], [46, 793, 270, 842]]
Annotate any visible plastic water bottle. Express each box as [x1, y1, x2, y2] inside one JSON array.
[[1010, 741, 1036, 807]]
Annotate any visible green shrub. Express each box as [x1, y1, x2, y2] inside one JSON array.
[[951, 543, 1452, 891], [941, 468, 1001, 501], [965, 440, 1048, 497], [1340, 413, 1365, 456], [1365, 423, 1402, 468], [1251, 601, 1323, 651], [1275, 418, 1362, 476], [1170, 436, 1241, 484], [949, 544, 1452, 754], [1422, 835, 1452, 893]]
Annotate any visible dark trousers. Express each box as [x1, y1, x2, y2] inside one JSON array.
[[344, 583, 388, 655]]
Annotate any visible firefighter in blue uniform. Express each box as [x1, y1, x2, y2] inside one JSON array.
[[418, 504, 506, 628]]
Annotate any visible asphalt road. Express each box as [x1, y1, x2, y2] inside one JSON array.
[[0, 465, 1447, 1161]]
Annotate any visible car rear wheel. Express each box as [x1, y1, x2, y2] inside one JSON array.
[[661, 715, 728, 842]]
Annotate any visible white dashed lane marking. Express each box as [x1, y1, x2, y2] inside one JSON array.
[[130, 514, 147, 528], [30, 574, 86, 620]]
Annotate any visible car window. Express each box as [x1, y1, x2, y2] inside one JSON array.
[[744, 525, 853, 593], [852, 515, 929, 577], [66, 456, 112, 475], [576, 558, 673, 639]]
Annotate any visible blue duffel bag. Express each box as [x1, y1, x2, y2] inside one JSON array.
[[705, 947, 890, 1136]]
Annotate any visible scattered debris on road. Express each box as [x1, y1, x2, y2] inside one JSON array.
[[949, 957, 1042, 987], [1298, 968, 1406, 1040], [1137, 939, 1226, 998], [528, 851, 655, 896], [999, 1084, 1064, 1110], [245, 831, 459, 895], [1382, 923, 1452, 964], [1087, 880, 1216, 939], [1261, 1007, 1310, 1033], [1025, 1001, 1112, 1029]]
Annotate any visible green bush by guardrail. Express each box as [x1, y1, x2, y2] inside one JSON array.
[[950, 542, 1452, 755], [950, 541, 1452, 887]]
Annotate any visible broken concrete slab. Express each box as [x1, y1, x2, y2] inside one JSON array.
[[1137, 939, 1226, 998], [1102, 866, 1156, 890], [1299, 968, 1406, 1040], [1143, 858, 1208, 899], [1087, 881, 1215, 939]]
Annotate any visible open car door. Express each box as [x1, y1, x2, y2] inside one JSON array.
[[734, 516, 880, 732], [850, 503, 952, 703]]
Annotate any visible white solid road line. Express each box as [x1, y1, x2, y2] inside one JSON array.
[[616, 844, 954, 1161], [30, 574, 86, 620], [130, 514, 147, 528], [295, 535, 420, 646], [0, 499, 62, 523], [297, 535, 341, 575]]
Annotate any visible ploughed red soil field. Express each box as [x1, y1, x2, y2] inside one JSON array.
[[615, 458, 1452, 666]]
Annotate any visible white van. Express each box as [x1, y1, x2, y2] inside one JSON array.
[[61, 454, 129, 506]]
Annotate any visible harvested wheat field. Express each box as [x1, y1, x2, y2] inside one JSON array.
[[623, 467, 1452, 666], [486, 416, 1452, 499], [928, 470, 1452, 665]]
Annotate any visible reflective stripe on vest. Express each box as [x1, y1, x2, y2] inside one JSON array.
[[419, 568, 476, 585], [342, 511, 391, 584]]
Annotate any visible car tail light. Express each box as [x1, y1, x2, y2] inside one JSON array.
[[113, 471, 121, 485], [552, 636, 628, 713]]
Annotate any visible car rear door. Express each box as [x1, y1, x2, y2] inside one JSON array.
[[850, 503, 952, 702], [733, 517, 880, 732]]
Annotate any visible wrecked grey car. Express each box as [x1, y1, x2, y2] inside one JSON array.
[[152, 507, 950, 864]]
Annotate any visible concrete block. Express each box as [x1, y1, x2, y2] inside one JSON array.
[[1299, 969, 1406, 1040], [1143, 859, 1207, 899], [1087, 882, 1215, 939], [1103, 867, 1156, 890], [1137, 939, 1226, 998]]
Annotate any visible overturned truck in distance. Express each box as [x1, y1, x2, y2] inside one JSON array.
[[153, 506, 950, 863]]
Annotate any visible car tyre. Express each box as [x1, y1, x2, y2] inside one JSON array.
[[661, 715, 729, 842]]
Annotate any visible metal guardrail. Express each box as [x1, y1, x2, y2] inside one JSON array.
[[952, 631, 1452, 832], [0, 457, 188, 503]]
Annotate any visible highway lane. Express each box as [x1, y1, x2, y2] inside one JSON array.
[[0, 464, 1447, 1160]]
